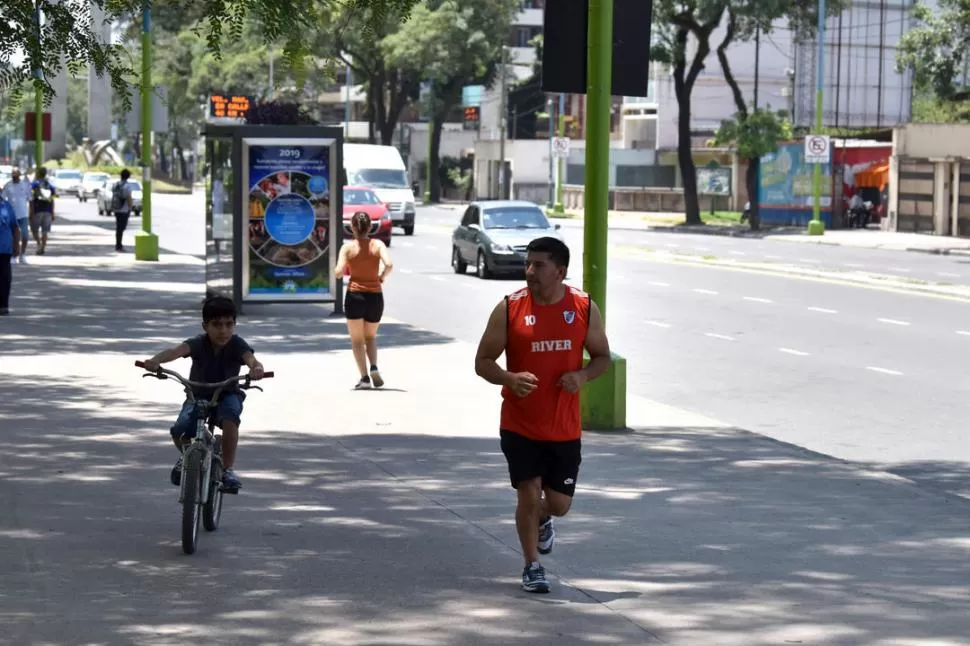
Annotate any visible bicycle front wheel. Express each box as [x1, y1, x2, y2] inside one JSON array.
[[203, 437, 224, 532], [181, 449, 203, 554]]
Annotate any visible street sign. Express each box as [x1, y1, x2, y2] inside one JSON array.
[[804, 134, 830, 164], [552, 136, 570, 158], [23, 112, 51, 141]]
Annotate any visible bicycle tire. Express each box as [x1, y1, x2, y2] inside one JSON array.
[[181, 449, 203, 554], [203, 437, 223, 532]]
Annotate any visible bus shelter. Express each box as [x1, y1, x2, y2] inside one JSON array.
[[201, 124, 345, 314]]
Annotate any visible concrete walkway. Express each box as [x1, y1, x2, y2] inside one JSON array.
[[3, 219, 970, 645]]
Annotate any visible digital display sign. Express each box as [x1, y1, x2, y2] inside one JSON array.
[[209, 94, 252, 119], [463, 106, 480, 130]]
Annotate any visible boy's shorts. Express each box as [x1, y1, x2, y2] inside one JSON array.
[[170, 392, 244, 439], [30, 212, 52, 234]]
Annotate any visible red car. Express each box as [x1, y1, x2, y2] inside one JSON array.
[[343, 186, 393, 246]]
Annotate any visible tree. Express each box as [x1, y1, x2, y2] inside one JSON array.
[[0, 0, 420, 110], [713, 1, 844, 229], [896, 0, 970, 101], [383, 0, 518, 202], [322, 6, 421, 145], [653, 0, 846, 226], [712, 108, 791, 229]]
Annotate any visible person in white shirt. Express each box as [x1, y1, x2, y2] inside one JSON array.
[[1, 168, 32, 263]]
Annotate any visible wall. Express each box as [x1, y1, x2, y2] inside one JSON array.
[[758, 140, 835, 227]]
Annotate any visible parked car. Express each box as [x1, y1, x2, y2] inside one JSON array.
[[51, 168, 84, 196], [342, 185, 392, 246], [79, 171, 111, 202], [97, 178, 143, 216], [451, 200, 563, 279]]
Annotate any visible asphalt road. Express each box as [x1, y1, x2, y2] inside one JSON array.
[[56, 197, 970, 497]]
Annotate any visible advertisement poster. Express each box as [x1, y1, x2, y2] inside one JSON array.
[[834, 144, 891, 209], [244, 143, 333, 298], [758, 141, 834, 227]]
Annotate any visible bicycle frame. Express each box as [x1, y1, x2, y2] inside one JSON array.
[[134, 362, 273, 505]]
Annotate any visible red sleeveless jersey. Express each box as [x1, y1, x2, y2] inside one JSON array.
[[500, 284, 591, 442]]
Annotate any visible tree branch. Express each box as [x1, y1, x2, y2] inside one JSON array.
[[716, 9, 747, 119]]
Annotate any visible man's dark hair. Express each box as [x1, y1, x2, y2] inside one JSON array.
[[202, 296, 236, 323], [526, 236, 570, 269], [120, 168, 131, 181], [36, 167, 47, 178]]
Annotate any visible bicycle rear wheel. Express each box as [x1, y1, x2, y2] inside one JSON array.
[[181, 449, 203, 554], [203, 437, 224, 531]]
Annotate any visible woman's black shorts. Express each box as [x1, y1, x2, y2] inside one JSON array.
[[345, 291, 384, 322]]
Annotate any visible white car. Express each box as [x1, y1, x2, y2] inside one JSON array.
[[51, 168, 84, 196], [97, 178, 143, 216], [79, 171, 111, 202]]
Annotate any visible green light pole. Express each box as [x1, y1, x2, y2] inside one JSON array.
[[135, 0, 159, 260], [33, 2, 43, 170], [807, 0, 827, 236], [583, 0, 611, 321]]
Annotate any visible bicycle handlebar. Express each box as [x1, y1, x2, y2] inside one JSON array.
[[135, 360, 274, 389]]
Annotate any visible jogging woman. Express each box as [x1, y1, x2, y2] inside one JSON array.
[[334, 211, 393, 389]]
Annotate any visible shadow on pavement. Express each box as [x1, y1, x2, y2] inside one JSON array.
[[3, 220, 447, 356], [3, 363, 970, 645]]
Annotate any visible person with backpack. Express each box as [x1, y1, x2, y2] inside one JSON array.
[[109, 169, 134, 252], [29, 166, 56, 255]]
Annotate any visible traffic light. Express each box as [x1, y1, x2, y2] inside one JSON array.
[[541, 0, 653, 98]]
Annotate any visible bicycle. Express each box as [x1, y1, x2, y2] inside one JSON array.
[[135, 360, 274, 554]]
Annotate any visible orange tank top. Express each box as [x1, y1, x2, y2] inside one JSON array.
[[347, 239, 382, 293], [500, 285, 590, 442]]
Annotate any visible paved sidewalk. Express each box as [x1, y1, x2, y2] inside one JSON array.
[[3, 220, 970, 644]]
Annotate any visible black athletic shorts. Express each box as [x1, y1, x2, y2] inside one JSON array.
[[345, 291, 384, 322], [500, 429, 582, 497]]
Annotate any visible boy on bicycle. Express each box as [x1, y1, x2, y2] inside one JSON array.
[[140, 297, 264, 492]]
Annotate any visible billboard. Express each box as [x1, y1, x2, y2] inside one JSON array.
[[792, 0, 915, 129], [758, 140, 835, 227]]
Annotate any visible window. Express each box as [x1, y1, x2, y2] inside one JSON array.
[[461, 206, 479, 227], [482, 206, 550, 230], [351, 169, 408, 188], [344, 188, 382, 205]]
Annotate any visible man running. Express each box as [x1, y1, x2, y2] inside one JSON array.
[[474, 236, 612, 593]]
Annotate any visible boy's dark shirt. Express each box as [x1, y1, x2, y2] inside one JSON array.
[[184, 333, 253, 399]]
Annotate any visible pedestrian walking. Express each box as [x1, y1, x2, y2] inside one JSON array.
[[29, 167, 56, 255], [0, 196, 21, 315], [333, 211, 393, 390], [108, 169, 134, 252], [2, 167, 32, 263], [473, 237, 613, 593]]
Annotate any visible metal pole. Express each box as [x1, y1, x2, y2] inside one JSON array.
[[33, 1, 43, 170], [584, 0, 612, 322], [547, 98, 554, 207], [344, 62, 351, 138], [499, 46, 507, 199], [553, 93, 565, 213], [754, 25, 760, 110], [808, 0, 826, 235], [136, 0, 159, 260]]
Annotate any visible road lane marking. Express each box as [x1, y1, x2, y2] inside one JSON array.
[[798, 258, 815, 263], [424, 244, 437, 250], [938, 272, 960, 277], [765, 254, 782, 260], [695, 246, 710, 251], [729, 251, 746, 256], [844, 263, 864, 268], [429, 275, 444, 281], [665, 243, 678, 248], [957, 330, 970, 336], [866, 366, 902, 376], [889, 267, 911, 273], [779, 348, 810, 356], [399, 268, 413, 274], [644, 320, 671, 328], [693, 288, 718, 295], [648, 281, 669, 287], [877, 318, 910, 326], [398, 241, 414, 247], [704, 332, 734, 340], [808, 306, 837, 313], [743, 296, 772, 303]]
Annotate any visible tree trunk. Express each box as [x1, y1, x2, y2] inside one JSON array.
[[745, 159, 760, 230], [429, 114, 445, 202], [716, 11, 761, 230], [675, 78, 701, 225]]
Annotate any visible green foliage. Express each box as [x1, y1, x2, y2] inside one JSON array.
[[911, 92, 970, 123], [712, 108, 793, 158], [896, 0, 970, 100]]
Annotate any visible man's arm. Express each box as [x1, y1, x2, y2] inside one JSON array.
[[474, 299, 511, 387], [377, 240, 393, 281], [581, 300, 612, 382]]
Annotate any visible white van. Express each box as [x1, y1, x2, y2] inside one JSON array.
[[343, 143, 417, 235]]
